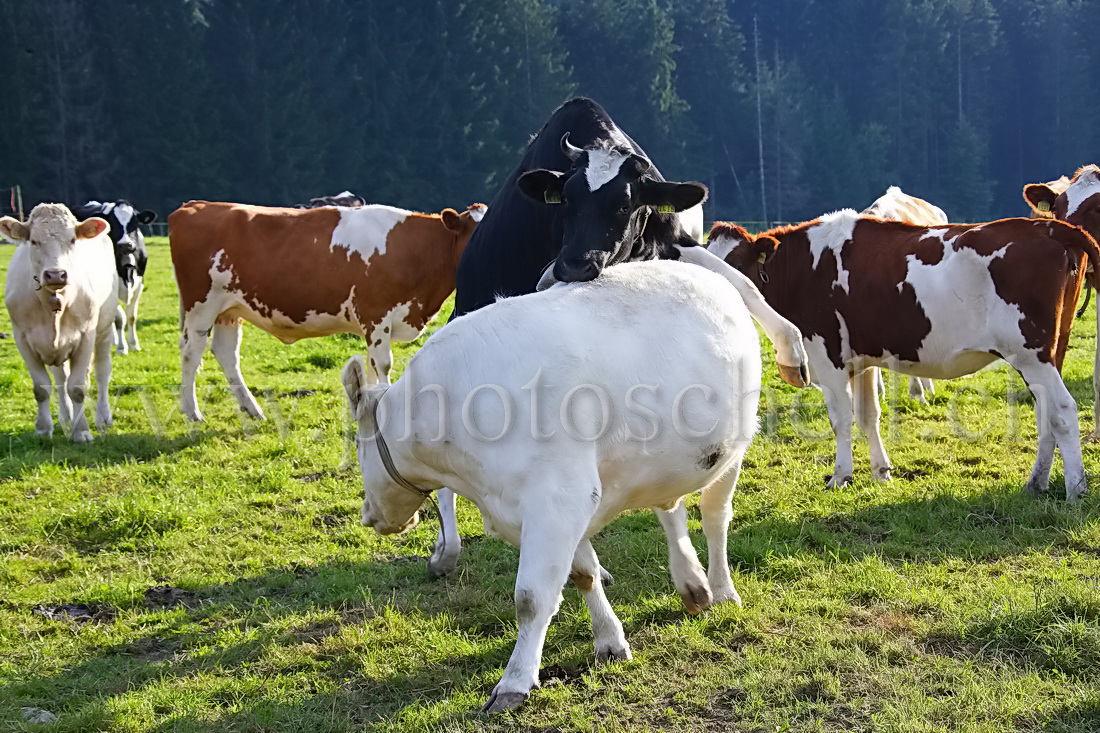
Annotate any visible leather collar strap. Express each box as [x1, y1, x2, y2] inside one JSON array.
[[370, 398, 433, 500]]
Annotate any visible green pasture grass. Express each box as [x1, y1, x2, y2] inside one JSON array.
[[0, 236, 1098, 731]]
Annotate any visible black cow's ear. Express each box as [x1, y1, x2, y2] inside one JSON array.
[[1022, 184, 1058, 216], [639, 181, 708, 213], [137, 210, 156, 225], [518, 169, 567, 205]]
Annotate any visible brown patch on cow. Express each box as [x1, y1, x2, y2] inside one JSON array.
[[913, 238, 944, 265], [169, 201, 482, 342], [568, 570, 595, 593]]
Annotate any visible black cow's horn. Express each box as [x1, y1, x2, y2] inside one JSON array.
[[561, 133, 584, 162]]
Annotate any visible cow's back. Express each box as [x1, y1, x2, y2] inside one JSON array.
[[401, 261, 760, 517]]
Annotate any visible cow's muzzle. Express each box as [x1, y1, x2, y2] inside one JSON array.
[[554, 257, 602, 283], [41, 269, 67, 291]]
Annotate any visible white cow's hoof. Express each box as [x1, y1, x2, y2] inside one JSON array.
[[595, 641, 632, 663], [600, 566, 615, 587], [182, 410, 205, 423], [72, 430, 94, 444], [1023, 479, 1050, 496], [710, 586, 743, 607], [678, 580, 713, 615], [241, 404, 266, 420], [482, 690, 529, 713], [825, 474, 852, 489], [873, 466, 892, 482], [34, 427, 53, 438], [426, 550, 459, 579]]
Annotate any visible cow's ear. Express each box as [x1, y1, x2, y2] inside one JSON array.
[[137, 210, 156, 225], [75, 217, 108, 240], [1023, 183, 1059, 215], [518, 169, 567, 205], [756, 234, 780, 261], [440, 208, 462, 232], [342, 355, 369, 421], [639, 181, 708, 213], [0, 216, 29, 242]]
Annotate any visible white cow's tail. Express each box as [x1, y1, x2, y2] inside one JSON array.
[[675, 245, 810, 387]]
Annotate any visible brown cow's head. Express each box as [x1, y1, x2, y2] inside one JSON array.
[[342, 355, 425, 535], [441, 203, 486, 269], [705, 222, 780, 287], [1023, 167, 1100, 235]]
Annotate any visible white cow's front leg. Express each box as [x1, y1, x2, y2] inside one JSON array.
[[211, 321, 264, 419], [66, 340, 96, 443], [16, 334, 54, 437], [698, 462, 745, 607], [656, 503, 711, 614], [126, 279, 143, 351], [817, 367, 855, 487], [1092, 314, 1100, 440], [114, 305, 128, 355], [570, 539, 630, 662], [484, 484, 592, 713], [427, 488, 462, 578], [93, 330, 114, 430], [49, 364, 72, 429], [674, 245, 809, 387], [853, 368, 891, 481]]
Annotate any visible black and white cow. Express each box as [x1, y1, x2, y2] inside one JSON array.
[[300, 190, 367, 209], [425, 98, 808, 582], [72, 200, 155, 354]]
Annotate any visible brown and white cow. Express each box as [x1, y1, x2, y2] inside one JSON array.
[[1025, 164, 1100, 437], [860, 186, 949, 404], [708, 210, 1098, 501], [168, 200, 486, 422]]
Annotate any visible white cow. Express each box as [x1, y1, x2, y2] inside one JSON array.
[[1, 204, 117, 442], [344, 260, 762, 712], [861, 186, 949, 404]]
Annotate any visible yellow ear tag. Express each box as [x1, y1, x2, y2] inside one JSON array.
[[757, 251, 768, 264], [544, 191, 561, 204], [656, 204, 676, 214], [1037, 201, 1051, 212]]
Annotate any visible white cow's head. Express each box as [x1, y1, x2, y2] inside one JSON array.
[[341, 355, 425, 535], [0, 204, 108, 306]]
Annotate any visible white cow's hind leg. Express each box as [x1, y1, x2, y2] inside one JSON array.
[[908, 376, 928, 404], [817, 367, 856, 487], [853, 368, 891, 481], [49, 364, 72, 429], [180, 312, 211, 422], [1019, 361, 1087, 502], [427, 488, 462, 578], [93, 330, 113, 431], [211, 321, 264, 419], [698, 461, 745, 607], [570, 539, 630, 662], [484, 475, 594, 713], [656, 503, 711, 614]]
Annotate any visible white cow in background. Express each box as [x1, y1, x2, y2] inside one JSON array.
[[2, 204, 117, 442], [861, 186, 950, 404], [344, 260, 762, 712]]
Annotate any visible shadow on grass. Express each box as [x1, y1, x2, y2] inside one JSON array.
[[2, 485, 1096, 730], [0, 428, 222, 480]]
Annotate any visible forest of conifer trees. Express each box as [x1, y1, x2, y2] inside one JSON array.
[[0, 0, 1096, 224]]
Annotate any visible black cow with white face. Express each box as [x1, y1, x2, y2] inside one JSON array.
[[72, 200, 155, 354], [426, 98, 808, 590]]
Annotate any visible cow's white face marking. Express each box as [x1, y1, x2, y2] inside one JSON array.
[[808, 209, 858, 292], [1066, 168, 1100, 218], [330, 205, 409, 262], [584, 148, 630, 191]]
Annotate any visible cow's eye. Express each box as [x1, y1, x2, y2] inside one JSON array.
[[618, 204, 631, 214]]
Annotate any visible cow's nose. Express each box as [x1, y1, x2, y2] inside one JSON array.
[[555, 259, 600, 283], [42, 269, 67, 289]]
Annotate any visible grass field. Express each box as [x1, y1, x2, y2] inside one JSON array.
[[1, 237, 1099, 732]]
